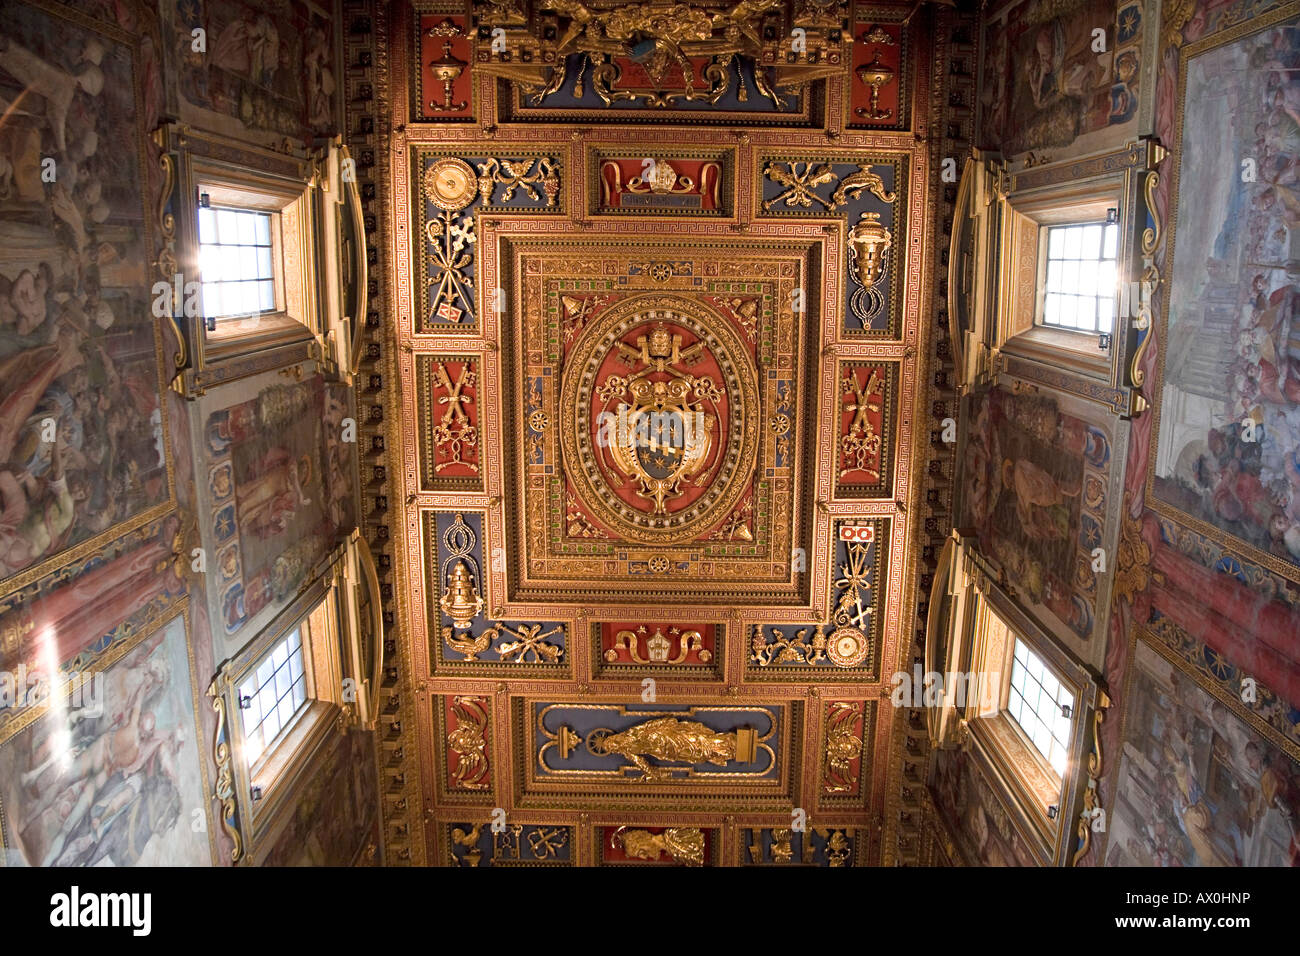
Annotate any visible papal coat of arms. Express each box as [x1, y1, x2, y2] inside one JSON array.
[[559, 295, 760, 545], [601, 322, 719, 516]]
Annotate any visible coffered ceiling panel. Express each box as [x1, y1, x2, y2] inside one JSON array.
[[374, 0, 951, 866]]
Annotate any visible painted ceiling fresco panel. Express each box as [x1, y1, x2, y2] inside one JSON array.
[[756, 154, 906, 336], [0, 1, 174, 594], [424, 511, 569, 673], [200, 374, 354, 647], [1149, 10, 1300, 577], [0, 609, 214, 866], [963, 385, 1115, 656], [930, 745, 1044, 866], [977, 0, 1143, 165], [0, 516, 188, 739], [161, 0, 340, 150], [1108, 635, 1300, 867]]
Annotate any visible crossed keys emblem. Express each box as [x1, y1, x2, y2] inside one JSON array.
[[839, 368, 884, 481], [432, 361, 478, 472]]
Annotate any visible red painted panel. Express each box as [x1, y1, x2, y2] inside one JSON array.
[[418, 15, 473, 120]]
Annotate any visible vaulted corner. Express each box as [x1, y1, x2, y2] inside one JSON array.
[[363, 0, 962, 866]]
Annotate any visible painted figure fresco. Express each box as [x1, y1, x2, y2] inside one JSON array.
[[964, 386, 1110, 639], [205, 378, 353, 637], [1109, 640, 1299, 867], [0, 2, 169, 588], [259, 729, 378, 866], [164, 0, 338, 148], [1154, 17, 1300, 570], [931, 747, 1040, 866], [980, 0, 1143, 158], [0, 613, 210, 866]]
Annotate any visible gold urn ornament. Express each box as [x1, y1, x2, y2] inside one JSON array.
[[848, 211, 892, 291], [439, 560, 484, 628]]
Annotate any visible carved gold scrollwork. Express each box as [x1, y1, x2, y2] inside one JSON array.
[[613, 826, 705, 866], [1072, 690, 1110, 866], [607, 626, 711, 664], [153, 149, 186, 377], [823, 701, 863, 793], [448, 695, 491, 789], [207, 674, 243, 863]]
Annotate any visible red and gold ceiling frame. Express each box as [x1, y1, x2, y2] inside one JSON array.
[[376, 0, 938, 866]]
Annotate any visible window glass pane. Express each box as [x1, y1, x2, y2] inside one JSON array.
[[199, 207, 216, 243], [1041, 221, 1118, 333], [239, 625, 313, 770], [198, 206, 276, 319], [1006, 638, 1075, 778], [239, 246, 258, 278], [1043, 293, 1061, 324], [239, 281, 259, 315], [217, 209, 239, 244], [1048, 227, 1065, 258], [1046, 260, 1062, 293], [1098, 259, 1117, 292], [274, 665, 291, 699], [237, 211, 258, 245], [1080, 224, 1102, 259], [1062, 226, 1082, 259], [1061, 259, 1080, 295], [1077, 259, 1098, 294]]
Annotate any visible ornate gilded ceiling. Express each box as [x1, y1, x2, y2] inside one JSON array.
[[363, 0, 970, 866]]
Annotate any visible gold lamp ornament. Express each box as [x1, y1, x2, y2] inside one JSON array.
[[854, 48, 895, 120], [439, 560, 484, 628], [428, 41, 468, 112]]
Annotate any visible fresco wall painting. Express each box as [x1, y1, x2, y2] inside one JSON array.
[[0, 609, 214, 867], [979, 0, 1145, 163], [161, 0, 340, 151], [1108, 635, 1299, 866], [200, 373, 354, 646], [1151, 10, 1300, 576], [0, 0, 174, 596], [963, 385, 1115, 664]]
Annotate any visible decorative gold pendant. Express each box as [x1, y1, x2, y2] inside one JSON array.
[[425, 157, 477, 211]]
